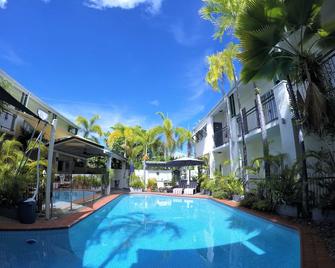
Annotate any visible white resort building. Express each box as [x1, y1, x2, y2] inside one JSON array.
[[193, 53, 335, 179]]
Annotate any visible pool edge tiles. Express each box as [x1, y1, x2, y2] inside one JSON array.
[[0, 194, 123, 231]]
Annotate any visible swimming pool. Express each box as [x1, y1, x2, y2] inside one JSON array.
[[53, 190, 95, 203], [0, 194, 300, 267]]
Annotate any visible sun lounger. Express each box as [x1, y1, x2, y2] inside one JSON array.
[[173, 188, 183, 195], [183, 188, 195, 195]]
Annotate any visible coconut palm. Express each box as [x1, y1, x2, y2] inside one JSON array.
[[205, 43, 249, 181], [75, 115, 103, 143], [199, 0, 247, 39], [175, 128, 194, 157], [134, 127, 161, 161], [155, 112, 176, 160]]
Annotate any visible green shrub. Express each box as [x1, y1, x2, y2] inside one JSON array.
[[251, 200, 274, 212], [212, 172, 244, 199], [240, 193, 258, 208], [147, 178, 157, 191], [129, 174, 144, 189]]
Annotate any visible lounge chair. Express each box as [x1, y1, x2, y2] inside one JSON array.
[[184, 181, 197, 195], [173, 188, 183, 195]]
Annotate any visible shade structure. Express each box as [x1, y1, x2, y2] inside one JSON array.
[[166, 157, 204, 167]]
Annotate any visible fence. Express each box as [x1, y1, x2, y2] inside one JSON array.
[[237, 91, 278, 136], [51, 174, 103, 215], [213, 125, 230, 148], [307, 176, 335, 208]]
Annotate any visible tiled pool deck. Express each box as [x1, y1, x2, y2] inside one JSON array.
[[0, 192, 333, 268]]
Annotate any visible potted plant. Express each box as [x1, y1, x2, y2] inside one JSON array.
[[129, 174, 144, 192], [147, 178, 157, 192]]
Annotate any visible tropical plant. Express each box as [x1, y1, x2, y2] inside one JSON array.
[[204, 43, 249, 182], [75, 115, 103, 143], [236, 0, 335, 135], [210, 171, 244, 199], [0, 134, 46, 207], [147, 178, 158, 191], [155, 112, 176, 160], [235, 0, 335, 216], [134, 127, 161, 161], [129, 174, 144, 189], [175, 128, 194, 157], [199, 0, 248, 39]]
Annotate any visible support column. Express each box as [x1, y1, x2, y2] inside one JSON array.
[[273, 82, 297, 166], [106, 155, 112, 195], [207, 116, 215, 178], [226, 97, 239, 173], [45, 119, 57, 220], [121, 161, 127, 188]]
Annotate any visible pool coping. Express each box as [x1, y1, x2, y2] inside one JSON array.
[[0, 192, 334, 268]]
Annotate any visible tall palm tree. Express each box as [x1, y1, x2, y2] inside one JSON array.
[[134, 127, 161, 161], [75, 115, 103, 143], [205, 43, 249, 181], [155, 112, 176, 160], [235, 0, 335, 216], [199, 0, 247, 39], [175, 128, 194, 157]]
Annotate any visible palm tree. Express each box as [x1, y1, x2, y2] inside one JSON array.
[[235, 0, 335, 216], [175, 128, 194, 157], [75, 115, 103, 143], [199, 0, 247, 39], [134, 127, 161, 161], [155, 112, 176, 160], [236, 0, 335, 134], [205, 43, 249, 182]]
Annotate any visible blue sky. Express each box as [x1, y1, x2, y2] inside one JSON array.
[[0, 0, 231, 131]]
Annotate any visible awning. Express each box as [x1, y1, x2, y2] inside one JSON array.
[[51, 136, 107, 159], [166, 157, 204, 167], [145, 161, 168, 168], [0, 85, 42, 120]]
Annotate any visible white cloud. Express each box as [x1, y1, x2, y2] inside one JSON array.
[[149, 99, 159, 106], [0, 0, 7, 9], [45, 99, 152, 132], [169, 21, 201, 46], [84, 0, 164, 14]]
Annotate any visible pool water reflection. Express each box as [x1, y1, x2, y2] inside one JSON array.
[[0, 194, 300, 267]]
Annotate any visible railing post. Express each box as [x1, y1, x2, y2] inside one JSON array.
[[242, 108, 248, 134]]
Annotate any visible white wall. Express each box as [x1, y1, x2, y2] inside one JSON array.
[[135, 169, 172, 185]]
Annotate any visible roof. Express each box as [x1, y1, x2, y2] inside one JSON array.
[[51, 135, 126, 160], [0, 85, 43, 121], [0, 70, 78, 129]]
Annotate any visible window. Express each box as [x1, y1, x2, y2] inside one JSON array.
[[229, 94, 236, 117], [195, 126, 207, 142], [20, 92, 28, 106]]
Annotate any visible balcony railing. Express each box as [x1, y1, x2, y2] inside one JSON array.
[[237, 92, 278, 136], [213, 125, 229, 148], [0, 110, 16, 132]]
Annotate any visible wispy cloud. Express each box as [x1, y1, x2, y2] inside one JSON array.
[[169, 21, 201, 46], [46, 99, 154, 132], [0, 44, 25, 66], [84, 0, 164, 14], [149, 99, 159, 107], [0, 0, 7, 9]]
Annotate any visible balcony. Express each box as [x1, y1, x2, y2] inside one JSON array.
[[213, 125, 229, 148], [237, 91, 278, 136], [0, 110, 16, 132]]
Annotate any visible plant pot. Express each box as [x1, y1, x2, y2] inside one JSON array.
[[18, 200, 36, 224], [232, 195, 244, 202], [312, 208, 335, 222], [276, 204, 298, 217]]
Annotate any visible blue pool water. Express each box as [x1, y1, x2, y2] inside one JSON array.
[[53, 190, 94, 202], [0, 194, 300, 267]]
